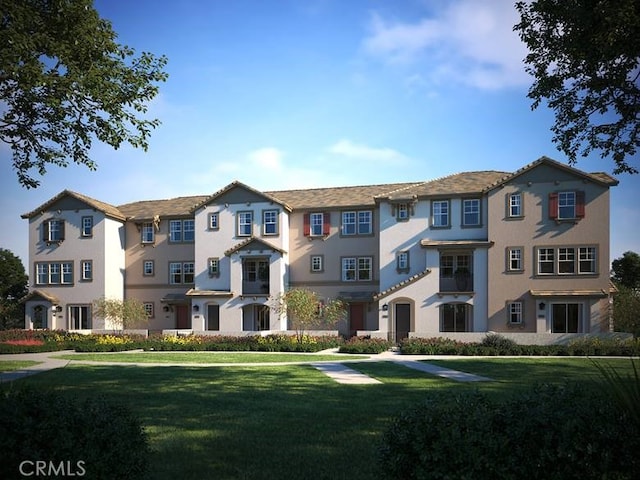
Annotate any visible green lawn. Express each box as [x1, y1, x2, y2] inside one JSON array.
[[52, 352, 368, 363], [0, 360, 40, 372], [11, 357, 636, 480]]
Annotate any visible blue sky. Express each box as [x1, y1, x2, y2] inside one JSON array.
[[2, 0, 639, 268]]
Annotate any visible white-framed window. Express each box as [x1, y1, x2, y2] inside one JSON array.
[[209, 212, 219, 230], [462, 198, 481, 226], [69, 305, 92, 330], [143, 260, 154, 276], [342, 256, 372, 282], [81, 260, 92, 281], [432, 200, 449, 228], [440, 303, 470, 332], [508, 301, 523, 324], [342, 210, 372, 235], [143, 302, 154, 319], [43, 219, 65, 243], [578, 247, 597, 274], [169, 219, 194, 242], [169, 261, 195, 284], [310, 212, 324, 236], [237, 211, 253, 236], [537, 248, 555, 275], [141, 222, 154, 243], [81, 216, 93, 237], [558, 247, 576, 274], [397, 251, 410, 272], [263, 210, 278, 236], [310, 255, 323, 273], [397, 203, 409, 220], [35, 262, 73, 285], [208, 257, 220, 277], [507, 247, 523, 272], [558, 191, 576, 219], [508, 193, 522, 217]]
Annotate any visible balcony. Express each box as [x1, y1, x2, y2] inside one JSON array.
[[439, 271, 473, 293], [242, 258, 270, 295]]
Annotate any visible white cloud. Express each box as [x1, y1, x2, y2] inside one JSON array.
[[362, 0, 529, 90], [328, 139, 409, 163], [248, 147, 284, 170]]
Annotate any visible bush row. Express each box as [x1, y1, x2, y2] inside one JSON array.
[[379, 383, 640, 479], [0, 387, 150, 479], [338, 336, 393, 354], [399, 334, 640, 356]]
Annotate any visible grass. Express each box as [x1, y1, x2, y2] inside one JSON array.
[[52, 352, 368, 363], [10, 357, 637, 480], [0, 360, 40, 372]]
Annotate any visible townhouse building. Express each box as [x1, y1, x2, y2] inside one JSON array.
[[21, 157, 619, 343]]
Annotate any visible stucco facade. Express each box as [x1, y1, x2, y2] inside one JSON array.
[[20, 157, 619, 343]]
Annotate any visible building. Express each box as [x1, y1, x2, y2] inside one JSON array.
[[21, 157, 619, 343]]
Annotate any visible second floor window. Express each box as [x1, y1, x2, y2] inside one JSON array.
[[536, 246, 597, 275], [143, 260, 154, 276], [508, 247, 523, 272], [397, 251, 410, 272], [141, 222, 154, 243], [81, 260, 92, 281], [549, 191, 585, 220], [208, 257, 220, 277], [36, 262, 73, 285], [432, 200, 449, 228], [169, 261, 195, 284], [169, 219, 195, 242], [310, 255, 323, 273], [43, 219, 65, 243], [237, 211, 253, 236], [462, 199, 481, 226], [263, 210, 278, 235], [342, 256, 372, 282]]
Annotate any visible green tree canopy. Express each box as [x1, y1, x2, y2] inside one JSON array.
[[93, 297, 149, 332], [514, 0, 640, 174], [612, 251, 640, 289], [0, 0, 168, 188], [0, 248, 28, 329]]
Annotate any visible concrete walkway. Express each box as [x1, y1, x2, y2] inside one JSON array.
[[0, 349, 492, 384]]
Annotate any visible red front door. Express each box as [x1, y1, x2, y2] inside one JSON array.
[[349, 303, 365, 337], [176, 305, 190, 329]]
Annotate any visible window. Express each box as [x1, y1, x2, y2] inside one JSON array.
[[537, 246, 598, 275], [208, 257, 220, 277], [508, 193, 522, 218], [169, 261, 195, 284], [579, 247, 597, 274], [397, 203, 409, 220], [508, 302, 523, 324], [35, 262, 73, 285], [81, 216, 93, 237], [342, 210, 372, 235], [397, 251, 410, 272], [440, 255, 454, 277], [537, 248, 555, 275], [169, 219, 194, 242], [69, 305, 91, 330], [432, 200, 449, 228], [549, 191, 585, 220], [143, 302, 154, 319], [552, 303, 582, 333], [209, 212, 219, 230], [263, 210, 278, 235], [507, 247, 523, 272], [141, 222, 154, 243], [462, 198, 481, 226], [237, 211, 253, 236], [441, 303, 469, 332], [43, 219, 65, 243], [304, 212, 330, 237], [310, 255, 323, 273], [342, 256, 372, 282], [143, 260, 154, 276], [81, 260, 92, 281]]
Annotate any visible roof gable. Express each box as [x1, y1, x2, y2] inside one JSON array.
[[194, 181, 292, 212], [21, 190, 126, 221], [224, 237, 286, 256]]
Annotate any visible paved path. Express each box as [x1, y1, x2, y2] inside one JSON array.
[[0, 349, 492, 384]]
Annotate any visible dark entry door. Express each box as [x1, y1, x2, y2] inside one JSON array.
[[349, 303, 365, 337], [395, 303, 411, 343], [176, 305, 190, 329], [207, 304, 220, 331]]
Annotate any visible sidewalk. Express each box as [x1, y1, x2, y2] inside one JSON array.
[[0, 351, 73, 383]]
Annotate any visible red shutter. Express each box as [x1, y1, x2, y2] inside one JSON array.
[[60, 220, 65, 241], [575, 191, 585, 218], [548, 192, 558, 219], [323, 212, 331, 236], [303, 213, 310, 236], [43, 221, 49, 242]]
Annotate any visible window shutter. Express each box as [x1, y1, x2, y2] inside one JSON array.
[[43, 221, 49, 242], [576, 191, 585, 218], [303, 213, 310, 236], [548, 192, 558, 219], [60, 221, 65, 241], [323, 212, 331, 235]]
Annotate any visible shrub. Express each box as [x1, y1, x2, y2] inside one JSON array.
[[0, 387, 150, 479], [339, 337, 392, 354], [399, 337, 466, 355], [140, 334, 343, 352], [480, 333, 520, 354], [378, 383, 640, 479]]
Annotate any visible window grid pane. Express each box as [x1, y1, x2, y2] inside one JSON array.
[[183, 220, 195, 242], [433, 201, 449, 227], [463, 199, 480, 225], [509, 194, 522, 217], [311, 213, 323, 236], [578, 247, 596, 273], [358, 211, 372, 234], [538, 248, 555, 274], [170, 220, 182, 242]]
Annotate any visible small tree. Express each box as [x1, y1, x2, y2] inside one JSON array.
[[272, 288, 346, 342], [612, 251, 640, 289], [93, 297, 149, 333], [0, 248, 28, 329]]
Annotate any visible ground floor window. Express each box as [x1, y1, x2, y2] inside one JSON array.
[[68, 305, 91, 330], [551, 303, 582, 333], [440, 303, 471, 332], [242, 304, 270, 331]]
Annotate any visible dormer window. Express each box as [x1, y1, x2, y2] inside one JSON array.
[[43, 219, 65, 244]]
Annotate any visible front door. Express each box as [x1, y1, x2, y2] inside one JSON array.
[[176, 305, 190, 329], [349, 303, 365, 337], [395, 303, 411, 343], [207, 304, 220, 331]]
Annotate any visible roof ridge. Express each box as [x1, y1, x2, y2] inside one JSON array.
[[373, 269, 432, 301]]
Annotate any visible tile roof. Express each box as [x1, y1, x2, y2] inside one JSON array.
[[117, 195, 208, 220], [374, 269, 432, 301], [21, 190, 126, 221], [224, 237, 286, 256]]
